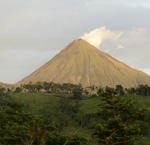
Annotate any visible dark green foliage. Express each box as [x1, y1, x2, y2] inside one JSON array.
[[127, 87, 136, 95], [21, 82, 81, 94], [94, 116, 140, 145], [73, 85, 83, 99], [0, 87, 5, 96], [2, 82, 150, 145], [16, 82, 150, 98], [90, 94, 97, 98], [93, 94, 142, 145], [137, 109, 150, 136], [0, 95, 87, 145], [97, 87, 103, 96], [15, 87, 22, 93], [51, 98, 83, 130], [34, 82, 43, 92], [136, 85, 150, 96], [43, 81, 51, 92], [0, 95, 49, 145], [45, 132, 66, 145], [46, 133, 87, 145], [116, 85, 124, 96], [23, 81, 36, 92], [67, 135, 88, 145], [100, 86, 117, 97]]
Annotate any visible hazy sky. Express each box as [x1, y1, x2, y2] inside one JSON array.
[[1, 0, 150, 84]]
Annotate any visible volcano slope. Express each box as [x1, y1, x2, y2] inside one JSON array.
[[17, 39, 150, 88]]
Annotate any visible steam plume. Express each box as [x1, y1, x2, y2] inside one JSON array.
[[80, 26, 122, 48]]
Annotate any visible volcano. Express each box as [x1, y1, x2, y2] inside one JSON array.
[[17, 39, 150, 87]]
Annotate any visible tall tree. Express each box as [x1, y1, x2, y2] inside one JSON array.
[[93, 94, 141, 145], [73, 85, 83, 100]]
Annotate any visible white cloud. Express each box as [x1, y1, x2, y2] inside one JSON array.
[[80, 26, 122, 48]]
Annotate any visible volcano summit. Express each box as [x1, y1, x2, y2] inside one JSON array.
[[17, 39, 150, 87]]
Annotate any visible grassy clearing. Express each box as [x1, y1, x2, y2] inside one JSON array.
[[124, 95, 150, 110], [12, 92, 60, 114]]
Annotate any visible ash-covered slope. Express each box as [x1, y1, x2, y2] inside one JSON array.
[[17, 39, 150, 87]]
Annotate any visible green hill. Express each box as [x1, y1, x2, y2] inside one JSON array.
[[12, 92, 150, 144]]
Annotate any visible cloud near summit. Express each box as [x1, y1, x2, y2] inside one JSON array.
[[80, 26, 122, 48]]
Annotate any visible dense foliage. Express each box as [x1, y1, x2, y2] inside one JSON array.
[[93, 91, 141, 144], [0, 87, 87, 145], [14, 82, 150, 98], [1, 83, 150, 145]]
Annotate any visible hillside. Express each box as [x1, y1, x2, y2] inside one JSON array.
[[17, 39, 150, 87], [12, 92, 150, 145], [0, 82, 13, 88]]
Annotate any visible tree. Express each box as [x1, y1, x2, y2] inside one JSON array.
[[136, 85, 150, 96], [45, 133, 87, 145], [0, 96, 47, 145], [93, 95, 141, 145], [23, 82, 36, 92], [34, 82, 42, 92], [97, 87, 104, 96], [101, 86, 117, 97], [14, 87, 22, 93], [116, 85, 124, 96], [43, 82, 51, 93], [88, 85, 96, 94], [127, 87, 136, 95], [0, 92, 88, 145], [73, 85, 83, 99]]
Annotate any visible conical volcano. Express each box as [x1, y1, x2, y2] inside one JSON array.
[[17, 39, 150, 87]]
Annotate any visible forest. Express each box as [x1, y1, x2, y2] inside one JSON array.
[[1, 82, 150, 145]]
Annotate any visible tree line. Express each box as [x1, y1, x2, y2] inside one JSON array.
[[12, 81, 150, 97]]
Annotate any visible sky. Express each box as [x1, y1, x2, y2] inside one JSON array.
[[1, 0, 150, 84]]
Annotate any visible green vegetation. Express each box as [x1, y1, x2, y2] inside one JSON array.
[[0, 88, 88, 145], [1, 83, 150, 144], [93, 90, 141, 145]]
